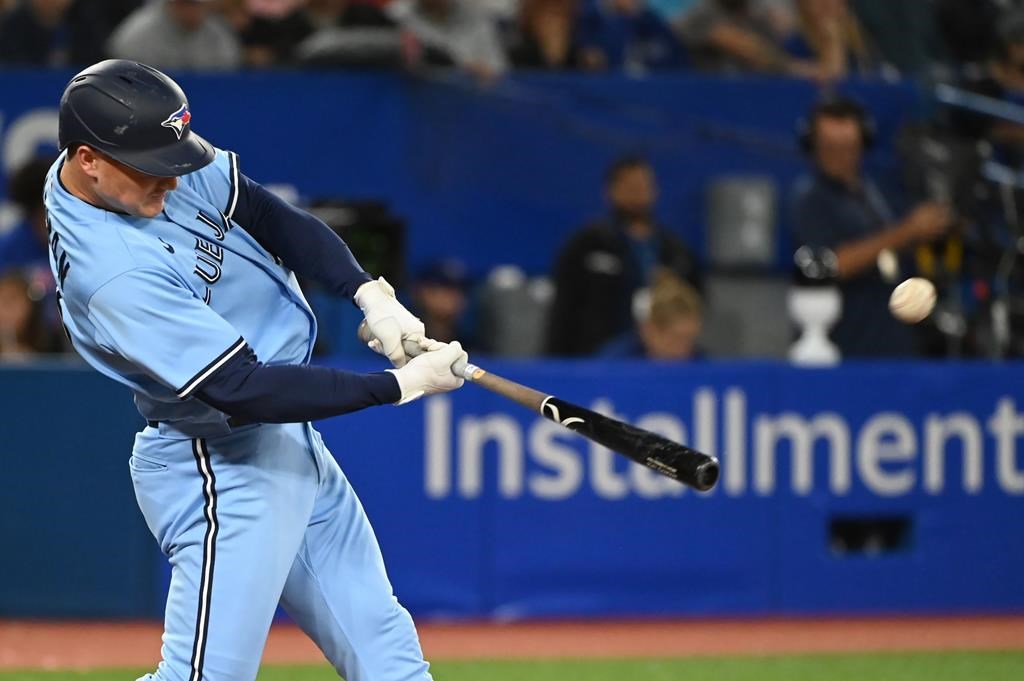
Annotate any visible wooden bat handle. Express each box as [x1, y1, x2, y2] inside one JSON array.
[[457, 362, 549, 413]]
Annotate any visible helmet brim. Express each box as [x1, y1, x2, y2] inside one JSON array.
[[109, 131, 216, 178]]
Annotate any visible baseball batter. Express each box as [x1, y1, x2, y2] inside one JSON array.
[[44, 60, 464, 681]]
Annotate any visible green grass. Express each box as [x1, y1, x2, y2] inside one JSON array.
[[2, 651, 1022, 681]]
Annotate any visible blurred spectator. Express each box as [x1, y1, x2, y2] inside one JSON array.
[[547, 155, 702, 356], [0, 1, 73, 65], [648, 0, 700, 22], [576, 0, 685, 72], [600, 268, 703, 359], [848, 0, 945, 78], [221, 0, 310, 66], [293, 0, 398, 66], [784, 0, 875, 79], [0, 269, 56, 359], [227, 0, 395, 67], [411, 258, 475, 348], [508, 0, 582, 70], [759, 0, 798, 34], [0, 157, 52, 271], [1, 157, 65, 355], [388, 0, 508, 79], [678, 0, 825, 78], [0, 0, 130, 66], [305, 0, 393, 27], [945, 10, 1024, 162], [934, 0, 1000, 72], [478, 0, 519, 20], [791, 96, 951, 357], [108, 0, 243, 71]]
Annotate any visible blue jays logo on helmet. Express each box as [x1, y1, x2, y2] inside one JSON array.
[[160, 103, 192, 140]]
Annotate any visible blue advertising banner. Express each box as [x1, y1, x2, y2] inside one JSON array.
[[0, 362, 154, 617], [2, 360, 1022, 619], [319, 360, 1024, 618]]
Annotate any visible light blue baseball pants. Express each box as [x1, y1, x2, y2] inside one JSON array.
[[129, 421, 431, 681]]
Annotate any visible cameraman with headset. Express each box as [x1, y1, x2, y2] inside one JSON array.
[[791, 96, 952, 357]]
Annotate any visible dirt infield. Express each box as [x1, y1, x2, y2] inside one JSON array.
[[1, 617, 1022, 670]]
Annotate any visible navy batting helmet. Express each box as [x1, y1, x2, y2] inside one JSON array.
[[58, 60, 214, 178]]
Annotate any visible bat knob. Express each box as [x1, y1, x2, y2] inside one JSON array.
[[693, 457, 720, 492], [452, 359, 482, 381]]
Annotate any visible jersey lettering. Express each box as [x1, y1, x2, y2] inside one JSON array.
[[194, 238, 224, 285], [46, 213, 73, 340], [48, 216, 71, 288], [196, 210, 233, 242], [196, 211, 225, 241]]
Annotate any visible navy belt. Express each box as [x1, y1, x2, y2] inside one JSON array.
[[148, 418, 252, 426]]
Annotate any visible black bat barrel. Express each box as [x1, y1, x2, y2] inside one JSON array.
[[541, 397, 720, 492]]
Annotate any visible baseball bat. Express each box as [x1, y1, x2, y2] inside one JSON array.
[[454, 361, 720, 492], [358, 323, 719, 491]]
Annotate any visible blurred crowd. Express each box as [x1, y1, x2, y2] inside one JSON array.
[[4, 0, 1024, 364], [0, 0, 1008, 80]]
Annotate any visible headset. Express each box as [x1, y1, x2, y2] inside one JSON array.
[[796, 94, 877, 154]]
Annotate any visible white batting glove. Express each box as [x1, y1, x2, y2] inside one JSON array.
[[355, 277, 427, 368], [388, 341, 468, 405]]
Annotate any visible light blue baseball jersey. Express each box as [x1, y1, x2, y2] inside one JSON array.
[[44, 148, 316, 427]]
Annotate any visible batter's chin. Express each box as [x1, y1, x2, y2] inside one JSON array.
[[138, 198, 166, 218]]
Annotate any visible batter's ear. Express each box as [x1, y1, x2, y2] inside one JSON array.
[[72, 145, 101, 178]]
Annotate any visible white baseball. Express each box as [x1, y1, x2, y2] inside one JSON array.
[[889, 277, 936, 324]]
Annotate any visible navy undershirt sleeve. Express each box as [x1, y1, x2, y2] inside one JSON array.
[[231, 173, 372, 300], [196, 344, 401, 424]]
